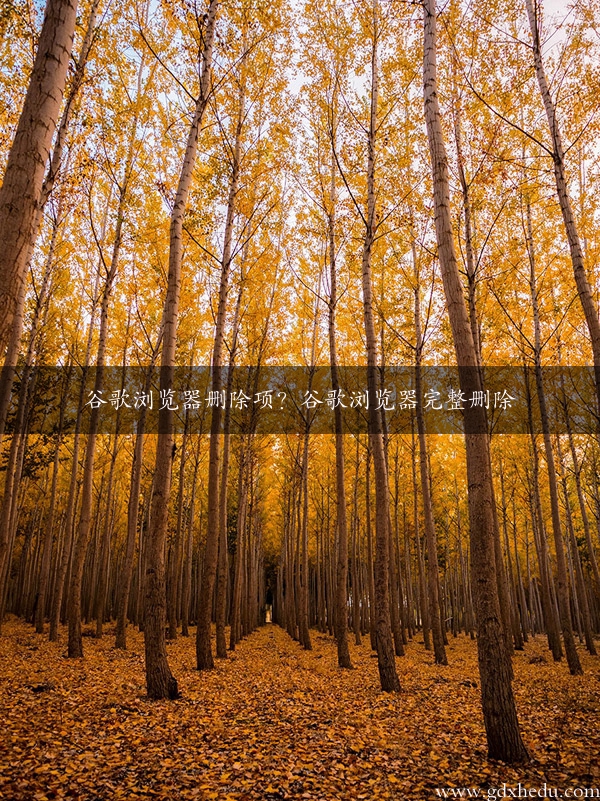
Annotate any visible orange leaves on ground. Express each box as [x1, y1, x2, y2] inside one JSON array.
[[0, 621, 598, 799]]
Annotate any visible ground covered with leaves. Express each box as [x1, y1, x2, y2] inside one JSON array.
[[0, 620, 598, 800]]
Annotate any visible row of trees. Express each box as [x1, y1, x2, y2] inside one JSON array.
[[1, 0, 599, 764]]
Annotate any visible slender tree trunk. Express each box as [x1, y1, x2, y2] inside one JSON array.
[[67, 247, 118, 658], [326, 145, 352, 669], [524, 369, 563, 659], [0, 215, 59, 623], [48, 273, 100, 642], [67, 138, 135, 657], [358, 1, 399, 692], [412, 430, 431, 649], [351, 438, 362, 645], [229, 443, 250, 650], [181, 442, 202, 637], [145, 0, 218, 698], [0, 0, 78, 358], [555, 435, 596, 654], [526, 200, 582, 675], [115, 355, 158, 649], [167, 414, 189, 640], [95, 410, 121, 638], [215, 280, 243, 658], [565, 410, 600, 600], [422, 0, 527, 762], [196, 43, 244, 670], [525, 0, 600, 416], [297, 423, 312, 650], [35, 365, 70, 634], [415, 285, 447, 665]]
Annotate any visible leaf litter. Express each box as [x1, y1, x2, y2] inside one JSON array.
[[0, 619, 598, 800]]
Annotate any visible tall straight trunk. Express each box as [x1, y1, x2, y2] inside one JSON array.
[[414, 285, 447, 665], [229, 443, 250, 649], [525, 369, 562, 658], [95, 340, 129, 638], [565, 410, 600, 600], [94, 408, 121, 638], [351, 438, 362, 645], [67, 125, 136, 656], [525, 0, 600, 416], [0, 0, 77, 357], [167, 412, 189, 640], [181, 442, 202, 636], [555, 434, 596, 654], [412, 430, 431, 648], [115, 355, 158, 649], [0, 211, 58, 616], [327, 146, 352, 669], [215, 279, 243, 658], [0, 0, 100, 448], [113, 44, 157, 649], [456, 485, 475, 639], [389, 471, 405, 655], [526, 200, 582, 675], [423, 0, 527, 762], [403, 504, 415, 639], [35, 365, 71, 633], [283, 471, 298, 640], [359, 1, 399, 692], [512, 496, 531, 640], [453, 102, 481, 361], [365, 447, 376, 648], [67, 253, 117, 658], [499, 468, 524, 650], [145, 0, 218, 698], [455, 106, 513, 652], [296, 286, 321, 652], [298, 424, 312, 650], [48, 272, 100, 642], [196, 46, 244, 670]]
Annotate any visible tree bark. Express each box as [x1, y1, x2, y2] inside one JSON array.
[[196, 40, 244, 670], [525, 0, 600, 416], [359, 0, 400, 692], [145, 0, 218, 698], [326, 143, 352, 668], [0, 0, 78, 358], [422, 0, 527, 762], [526, 199, 582, 675], [415, 284, 447, 665]]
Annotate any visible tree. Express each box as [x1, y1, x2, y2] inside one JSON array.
[[524, 0, 600, 418], [422, 0, 528, 763], [359, 0, 400, 693], [0, 0, 78, 359], [144, 0, 218, 699]]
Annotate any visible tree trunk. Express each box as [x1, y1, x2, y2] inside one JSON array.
[[525, 0, 600, 416], [35, 365, 70, 634], [196, 40, 244, 669], [67, 239, 118, 658], [422, 0, 527, 762], [327, 144, 352, 669], [115, 355, 158, 649], [145, 0, 218, 698], [0, 0, 78, 358], [555, 435, 596, 655], [215, 280, 243, 658], [415, 285, 447, 665], [359, 1, 399, 692], [526, 199, 582, 675]]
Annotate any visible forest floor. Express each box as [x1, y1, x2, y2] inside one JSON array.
[[0, 620, 598, 800]]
